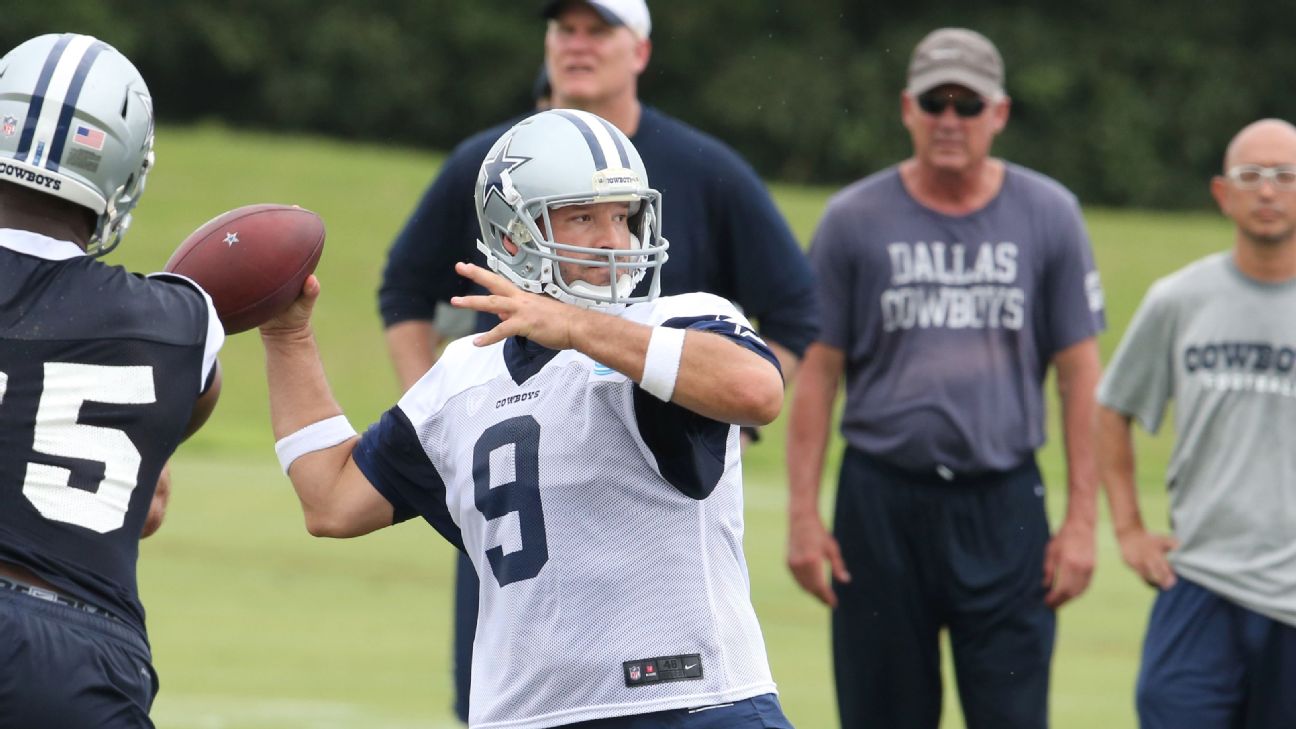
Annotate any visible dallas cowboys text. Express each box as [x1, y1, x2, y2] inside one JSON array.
[[1185, 341, 1296, 397], [0, 162, 62, 192], [882, 241, 1024, 332]]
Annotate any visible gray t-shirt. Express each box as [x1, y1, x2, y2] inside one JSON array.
[[1099, 253, 1296, 626], [810, 164, 1104, 473]]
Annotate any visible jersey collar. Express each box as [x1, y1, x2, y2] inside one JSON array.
[[0, 228, 86, 261], [504, 336, 560, 385]]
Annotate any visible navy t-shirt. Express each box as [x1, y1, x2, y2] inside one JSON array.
[[379, 106, 817, 356], [810, 164, 1105, 473]]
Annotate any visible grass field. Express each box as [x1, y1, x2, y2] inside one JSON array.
[[110, 125, 1235, 728]]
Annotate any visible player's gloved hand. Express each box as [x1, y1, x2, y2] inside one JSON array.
[[1115, 526, 1179, 590], [786, 512, 851, 608], [260, 274, 321, 339]]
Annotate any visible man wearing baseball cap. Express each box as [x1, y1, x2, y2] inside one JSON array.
[[379, 1, 817, 723], [787, 27, 1104, 728]]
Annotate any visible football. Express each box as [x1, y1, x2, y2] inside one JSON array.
[[165, 203, 326, 334]]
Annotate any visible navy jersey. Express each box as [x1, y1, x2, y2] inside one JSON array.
[[0, 230, 222, 636], [379, 106, 818, 356]]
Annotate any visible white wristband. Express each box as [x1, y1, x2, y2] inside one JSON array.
[[274, 415, 357, 474], [641, 326, 686, 402]]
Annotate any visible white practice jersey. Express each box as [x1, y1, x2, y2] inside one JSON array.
[[354, 293, 781, 729]]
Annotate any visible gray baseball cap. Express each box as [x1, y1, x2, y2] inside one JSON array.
[[906, 28, 1004, 99]]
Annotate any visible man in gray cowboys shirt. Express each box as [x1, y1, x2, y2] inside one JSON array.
[[1097, 119, 1296, 728], [786, 28, 1105, 729]]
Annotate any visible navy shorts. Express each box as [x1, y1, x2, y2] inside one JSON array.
[[1137, 577, 1296, 729], [830, 448, 1055, 729], [565, 694, 792, 728], [0, 587, 157, 728]]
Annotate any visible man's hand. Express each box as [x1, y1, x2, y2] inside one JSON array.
[[1042, 514, 1096, 608], [451, 262, 583, 349], [1116, 527, 1179, 590], [260, 275, 321, 339], [786, 512, 851, 608]]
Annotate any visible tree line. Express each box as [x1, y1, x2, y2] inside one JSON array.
[[6, 0, 1294, 208]]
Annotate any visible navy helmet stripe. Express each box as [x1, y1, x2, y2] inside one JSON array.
[[593, 115, 628, 168], [46, 41, 107, 172], [551, 109, 608, 170], [15, 33, 74, 161]]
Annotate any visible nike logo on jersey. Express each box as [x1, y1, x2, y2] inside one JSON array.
[[623, 654, 703, 687]]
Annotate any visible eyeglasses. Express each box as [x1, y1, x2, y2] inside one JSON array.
[[916, 91, 987, 118], [1225, 165, 1296, 191]]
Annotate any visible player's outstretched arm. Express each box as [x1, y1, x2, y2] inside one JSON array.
[[666, 325, 783, 426], [260, 276, 395, 538], [785, 342, 851, 608], [452, 262, 783, 426], [1096, 405, 1178, 589]]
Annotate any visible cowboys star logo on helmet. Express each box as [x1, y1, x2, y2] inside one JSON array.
[[474, 109, 670, 308], [0, 33, 155, 256], [481, 138, 532, 209]]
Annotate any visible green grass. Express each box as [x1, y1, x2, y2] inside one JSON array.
[[111, 125, 1235, 728]]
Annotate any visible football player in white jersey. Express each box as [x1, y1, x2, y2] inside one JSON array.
[[258, 109, 795, 729]]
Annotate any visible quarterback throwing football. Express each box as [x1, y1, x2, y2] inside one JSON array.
[[259, 109, 794, 729]]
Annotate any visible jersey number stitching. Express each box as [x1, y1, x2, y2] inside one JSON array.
[[472, 415, 549, 587], [0, 363, 155, 533]]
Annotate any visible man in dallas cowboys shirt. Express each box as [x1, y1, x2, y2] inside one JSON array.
[[259, 109, 794, 729]]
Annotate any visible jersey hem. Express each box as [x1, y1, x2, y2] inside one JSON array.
[[470, 683, 778, 729], [1171, 563, 1296, 629]]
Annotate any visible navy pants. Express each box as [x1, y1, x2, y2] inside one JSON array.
[[564, 695, 792, 728], [0, 588, 157, 728], [831, 448, 1055, 729], [1137, 577, 1296, 729]]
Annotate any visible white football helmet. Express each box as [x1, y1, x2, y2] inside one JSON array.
[[0, 33, 155, 256], [475, 109, 669, 308]]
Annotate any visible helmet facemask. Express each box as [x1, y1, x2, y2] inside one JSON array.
[[487, 184, 666, 309], [88, 142, 153, 257]]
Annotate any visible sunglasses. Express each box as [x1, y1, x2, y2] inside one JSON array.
[[916, 92, 987, 118], [1225, 165, 1296, 191]]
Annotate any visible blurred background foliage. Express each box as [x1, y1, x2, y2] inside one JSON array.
[[6, 0, 1295, 208]]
